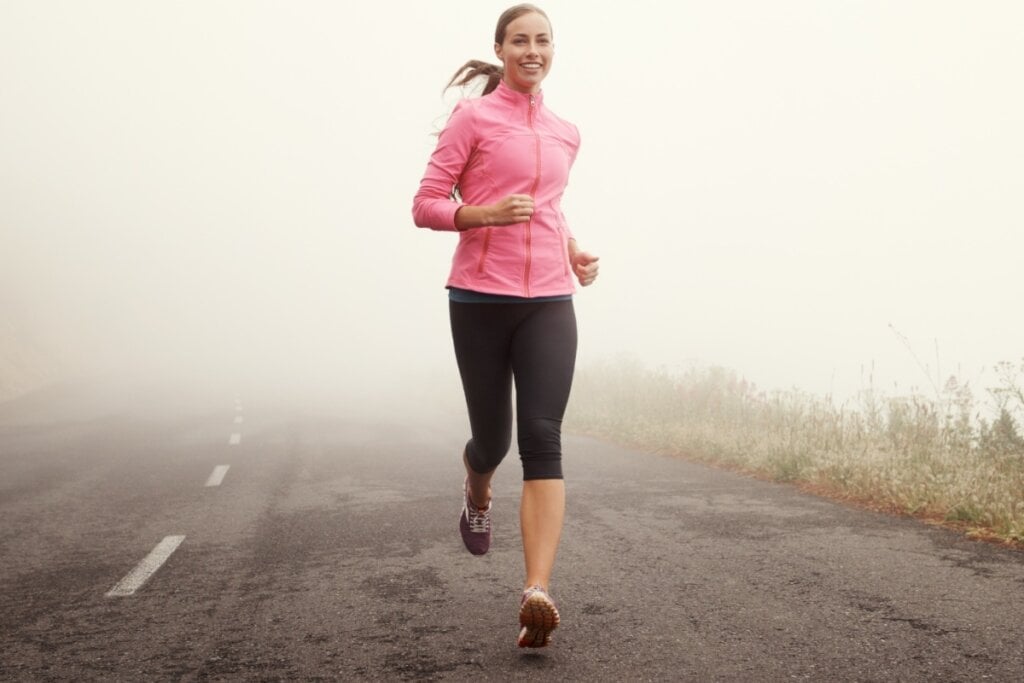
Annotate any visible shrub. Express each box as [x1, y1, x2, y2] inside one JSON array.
[[568, 357, 1024, 543]]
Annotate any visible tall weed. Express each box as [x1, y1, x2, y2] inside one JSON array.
[[568, 357, 1024, 543]]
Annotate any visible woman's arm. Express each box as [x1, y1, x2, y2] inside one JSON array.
[[412, 103, 476, 231], [413, 102, 539, 232]]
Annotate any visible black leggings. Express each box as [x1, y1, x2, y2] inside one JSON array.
[[449, 299, 577, 480]]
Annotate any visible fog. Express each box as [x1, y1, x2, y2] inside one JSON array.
[[2, 1, 1021, 407]]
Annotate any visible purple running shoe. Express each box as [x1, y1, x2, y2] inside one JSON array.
[[517, 585, 560, 648], [459, 477, 491, 555]]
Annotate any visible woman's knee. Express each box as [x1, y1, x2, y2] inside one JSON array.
[[466, 435, 511, 474], [518, 417, 563, 480]]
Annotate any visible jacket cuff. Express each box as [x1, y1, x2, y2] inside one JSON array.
[[444, 202, 463, 231], [414, 199, 463, 231]]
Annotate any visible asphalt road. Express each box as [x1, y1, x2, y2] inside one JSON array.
[[2, 381, 1023, 681]]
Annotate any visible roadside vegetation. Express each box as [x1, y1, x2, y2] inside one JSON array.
[[568, 357, 1024, 544]]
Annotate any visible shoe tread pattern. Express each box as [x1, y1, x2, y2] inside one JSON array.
[[517, 590, 560, 648]]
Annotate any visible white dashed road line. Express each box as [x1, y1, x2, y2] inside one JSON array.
[[205, 465, 230, 487], [234, 416, 244, 424], [229, 433, 241, 445], [106, 535, 186, 597]]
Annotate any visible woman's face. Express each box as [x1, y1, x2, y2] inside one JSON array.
[[494, 12, 554, 95]]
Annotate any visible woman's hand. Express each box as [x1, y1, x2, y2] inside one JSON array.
[[487, 194, 535, 225], [454, 194, 534, 230], [569, 241, 599, 287]]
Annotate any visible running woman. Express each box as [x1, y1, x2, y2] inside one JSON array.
[[412, 4, 599, 649]]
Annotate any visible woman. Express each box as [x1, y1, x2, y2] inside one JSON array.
[[412, 4, 598, 649]]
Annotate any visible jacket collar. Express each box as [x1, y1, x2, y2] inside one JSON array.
[[492, 78, 544, 108]]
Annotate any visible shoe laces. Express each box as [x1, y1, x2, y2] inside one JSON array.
[[465, 498, 491, 534]]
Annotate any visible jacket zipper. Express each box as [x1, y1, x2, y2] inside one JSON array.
[[524, 94, 541, 297]]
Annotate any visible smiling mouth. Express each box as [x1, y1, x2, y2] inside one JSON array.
[[520, 62, 543, 70]]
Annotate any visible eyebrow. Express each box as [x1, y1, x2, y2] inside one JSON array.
[[510, 32, 551, 39]]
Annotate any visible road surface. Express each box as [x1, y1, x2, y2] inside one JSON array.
[[2, 381, 1023, 681]]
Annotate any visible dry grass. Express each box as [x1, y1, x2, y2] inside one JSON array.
[[567, 357, 1024, 544]]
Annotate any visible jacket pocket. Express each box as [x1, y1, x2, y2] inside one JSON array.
[[560, 225, 571, 277], [476, 227, 493, 274]]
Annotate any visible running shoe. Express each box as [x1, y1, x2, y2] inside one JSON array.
[[459, 477, 491, 555], [517, 585, 560, 648]]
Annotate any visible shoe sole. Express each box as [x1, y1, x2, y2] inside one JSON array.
[[517, 591, 560, 648]]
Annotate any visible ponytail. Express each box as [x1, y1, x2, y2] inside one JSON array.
[[445, 59, 504, 96]]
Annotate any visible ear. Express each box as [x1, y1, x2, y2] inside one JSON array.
[[494, 42, 503, 61]]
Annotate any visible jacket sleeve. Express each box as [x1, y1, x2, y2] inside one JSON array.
[[412, 101, 476, 231]]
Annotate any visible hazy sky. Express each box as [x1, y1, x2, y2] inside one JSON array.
[[1, 1, 1021, 404]]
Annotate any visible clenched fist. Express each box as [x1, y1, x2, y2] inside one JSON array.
[[571, 250, 600, 287], [487, 194, 535, 225]]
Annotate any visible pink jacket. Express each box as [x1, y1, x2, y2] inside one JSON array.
[[412, 80, 580, 298]]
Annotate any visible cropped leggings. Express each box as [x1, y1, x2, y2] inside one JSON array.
[[450, 299, 577, 480]]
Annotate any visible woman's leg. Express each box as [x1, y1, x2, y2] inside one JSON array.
[[449, 301, 517, 552], [520, 479, 565, 590], [463, 448, 494, 510], [449, 300, 515, 482], [510, 301, 578, 590]]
